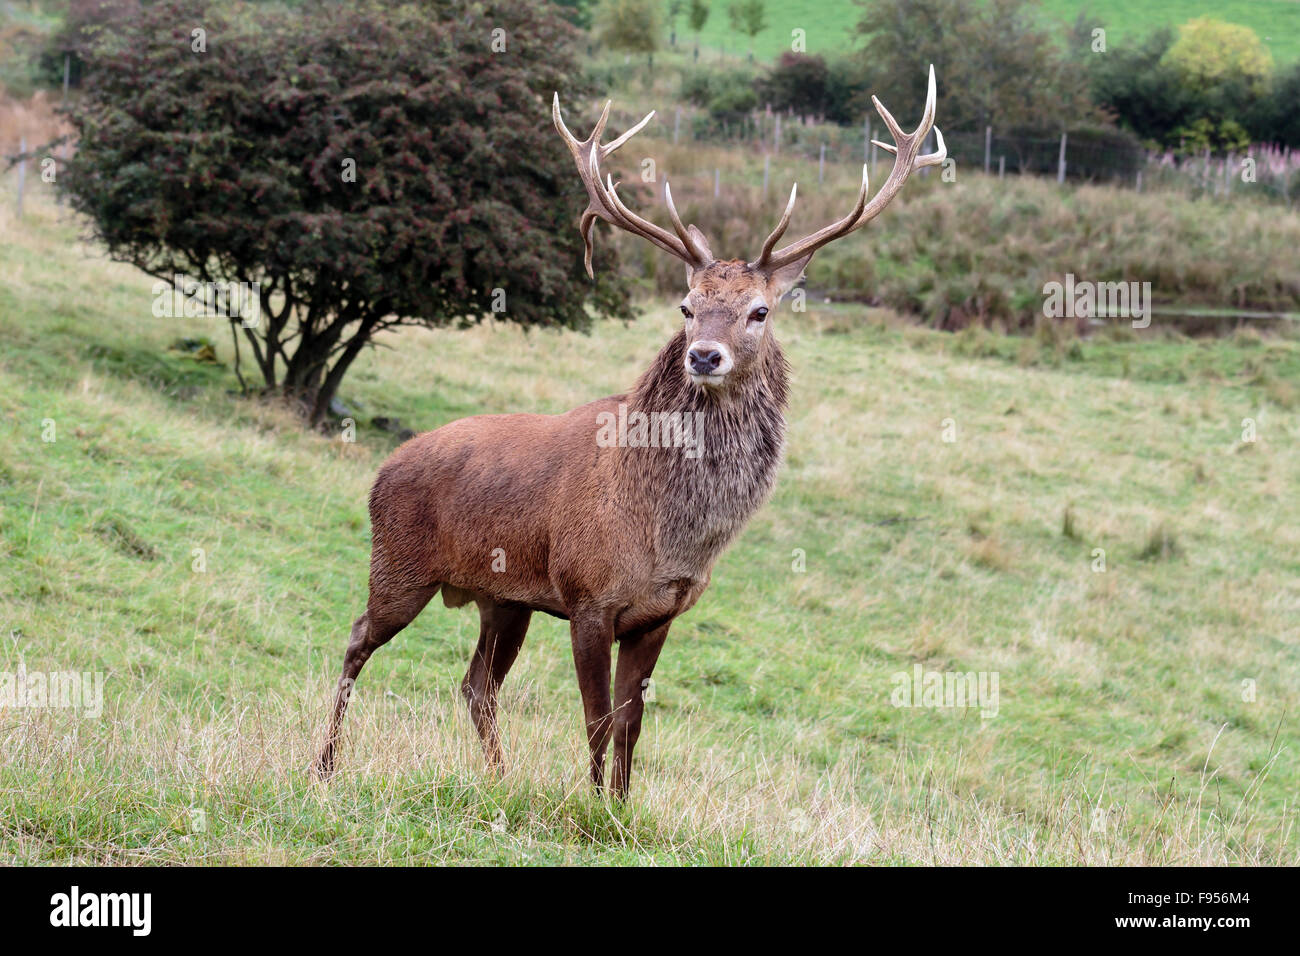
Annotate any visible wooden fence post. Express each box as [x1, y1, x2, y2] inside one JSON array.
[[984, 125, 991, 175], [16, 136, 26, 219], [55, 143, 65, 207], [1057, 132, 1067, 184]]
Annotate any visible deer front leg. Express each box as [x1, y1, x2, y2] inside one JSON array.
[[609, 622, 671, 799], [569, 609, 616, 791]]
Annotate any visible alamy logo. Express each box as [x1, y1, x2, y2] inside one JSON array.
[[595, 403, 706, 459], [50, 886, 151, 936], [152, 273, 261, 328], [0, 666, 104, 718], [889, 664, 999, 718], [1042, 273, 1151, 328]]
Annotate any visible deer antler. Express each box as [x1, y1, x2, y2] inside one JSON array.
[[750, 65, 947, 275], [553, 94, 712, 278]]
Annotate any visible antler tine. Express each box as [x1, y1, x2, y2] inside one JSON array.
[[600, 172, 697, 260], [750, 65, 944, 275], [874, 125, 947, 166], [752, 165, 869, 271], [921, 126, 947, 166], [915, 62, 937, 140], [591, 99, 613, 146], [871, 94, 906, 145], [604, 108, 655, 156], [664, 180, 710, 262], [756, 183, 799, 266], [552, 92, 581, 152], [553, 94, 712, 277]]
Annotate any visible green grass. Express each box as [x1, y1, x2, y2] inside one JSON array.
[[1, 179, 1298, 864], [677, 0, 1300, 65]]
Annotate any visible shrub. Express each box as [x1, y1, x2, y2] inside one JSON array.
[[60, 0, 631, 425], [679, 64, 758, 121], [755, 53, 832, 119]]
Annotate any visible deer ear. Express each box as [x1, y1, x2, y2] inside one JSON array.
[[766, 253, 813, 301]]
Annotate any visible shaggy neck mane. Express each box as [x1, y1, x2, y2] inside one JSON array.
[[621, 328, 790, 563]]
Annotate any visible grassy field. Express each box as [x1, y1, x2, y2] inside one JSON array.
[[682, 0, 1300, 64], [1, 179, 1298, 864]]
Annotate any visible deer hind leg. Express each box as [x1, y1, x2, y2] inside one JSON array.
[[462, 599, 532, 771], [315, 581, 439, 779]]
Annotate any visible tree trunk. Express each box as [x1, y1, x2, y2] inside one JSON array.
[[279, 331, 334, 417], [240, 297, 377, 427], [307, 315, 380, 427]]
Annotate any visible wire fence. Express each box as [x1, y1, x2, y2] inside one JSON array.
[[646, 104, 1298, 205]]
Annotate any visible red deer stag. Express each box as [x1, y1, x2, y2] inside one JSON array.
[[316, 67, 945, 797]]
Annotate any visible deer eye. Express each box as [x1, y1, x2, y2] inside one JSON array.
[[680, 306, 693, 319], [749, 307, 769, 323]]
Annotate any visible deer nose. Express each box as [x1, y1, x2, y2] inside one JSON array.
[[688, 347, 723, 374]]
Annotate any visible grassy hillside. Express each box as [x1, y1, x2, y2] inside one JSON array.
[[683, 0, 1300, 64], [1, 179, 1298, 864]]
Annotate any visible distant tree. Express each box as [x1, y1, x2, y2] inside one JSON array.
[[1163, 17, 1273, 97], [823, 55, 875, 125], [852, 0, 1094, 133], [727, 0, 766, 61], [1090, 23, 1286, 151], [687, 0, 710, 60], [667, 0, 685, 46], [593, 0, 662, 61], [61, 0, 631, 426], [1088, 29, 1195, 148], [1248, 61, 1300, 147]]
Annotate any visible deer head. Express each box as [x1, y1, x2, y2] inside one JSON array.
[[553, 67, 945, 391]]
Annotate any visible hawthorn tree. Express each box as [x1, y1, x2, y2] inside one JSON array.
[[62, 0, 631, 425]]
